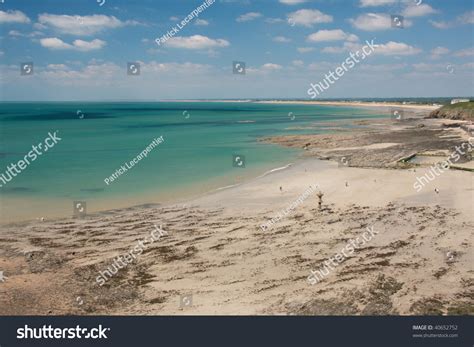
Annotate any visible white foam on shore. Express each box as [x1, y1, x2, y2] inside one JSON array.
[[212, 163, 294, 193], [257, 163, 293, 178], [214, 183, 241, 191]]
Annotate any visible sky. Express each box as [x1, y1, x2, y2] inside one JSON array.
[[0, 0, 473, 101]]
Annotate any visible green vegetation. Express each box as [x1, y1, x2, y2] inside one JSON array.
[[429, 101, 474, 120]]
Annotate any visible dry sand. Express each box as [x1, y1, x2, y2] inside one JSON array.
[[0, 112, 472, 316]]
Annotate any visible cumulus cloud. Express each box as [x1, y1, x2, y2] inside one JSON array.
[[273, 36, 291, 43], [307, 29, 358, 42], [40, 37, 106, 51], [297, 47, 314, 53], [47, 64, 68, 70], [8, 30, 43, 38], [374, 41, 422, 55], [265, 18, 285, 24], [350, 13, 412, 31], [359, 0, 397, 7], [321, 45, 350, 54], [195, 19, 209, 26], [320, 41, 362, 54], [402, 3, 438, 18], [279, 0, 307, 4], [164, 35, 229, 49], [458, 11, 474, 25], [0, 10, 31, 24], [287, 9, 332, 27], [429, 11, 474, 29], [236, 12, 262, 22], [262, 63, 282, 70], [429, 20, 451, 29], [321, 46, 346, 54], [37, 14, 131, 35], [430, 46, 450, 59], [359, 63, 407, 72], [454, 47, 474, 57]]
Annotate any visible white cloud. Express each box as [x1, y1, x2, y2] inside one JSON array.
[[195, 19, 209, 26], [40, 37, 72, 50], [37, 61, 214, 88], [429, 20, 451, 29], [40, 37, 106, 51], [429, 11, 473, 29], [279, 0, 307, 4], [454, 47, 474, 57], [73, 39, 107, 51], [143, 61, 212, 74], [169, 16, 179, 21], [265, 18, 285, 24], [236, 12, 262, 22], [458, 11, 474, 25], [350, 13, 412, 31], [307, 29, 358, 42], [374, 41, 422, 55], [359, 0, 397, 7], [297, 47, 314, 53], [430, 46, 450, 59], [262, 63, 282, 70], [320, 41, 362, 54], [411, 63, 440, 72], [0, 10, 31, 24], [164, 35, 230, 49], [8, 30, 43, 38], [402, 3, 438, 18], [292, 60, 304, 67], [47, 64, 68, 70], [321, 46, 345, 54], [287, 9, 332, 27], [37, 14, 130, 35], [359, 63, 407, 72], [273, 36, 291, 43]]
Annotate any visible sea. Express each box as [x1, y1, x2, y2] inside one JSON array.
[[0, 101, 386, 222]]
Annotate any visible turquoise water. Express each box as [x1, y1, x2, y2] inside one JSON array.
[[0, 102, 383, 221]]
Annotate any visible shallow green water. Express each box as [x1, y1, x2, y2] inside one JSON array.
[[0, 102, 384, 221]]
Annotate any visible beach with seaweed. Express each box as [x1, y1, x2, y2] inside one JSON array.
[[1, 103, 472, 315]]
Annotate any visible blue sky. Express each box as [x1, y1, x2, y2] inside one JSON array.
[[0, 0, 473, 100]]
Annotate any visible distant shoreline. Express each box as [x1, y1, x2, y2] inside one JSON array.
[[161, 99, 442, 111], [254, 100, 440, 111]]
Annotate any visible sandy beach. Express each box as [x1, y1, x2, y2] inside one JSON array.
[[255, 100, 441, 111], [0, 108, 472, 315]]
